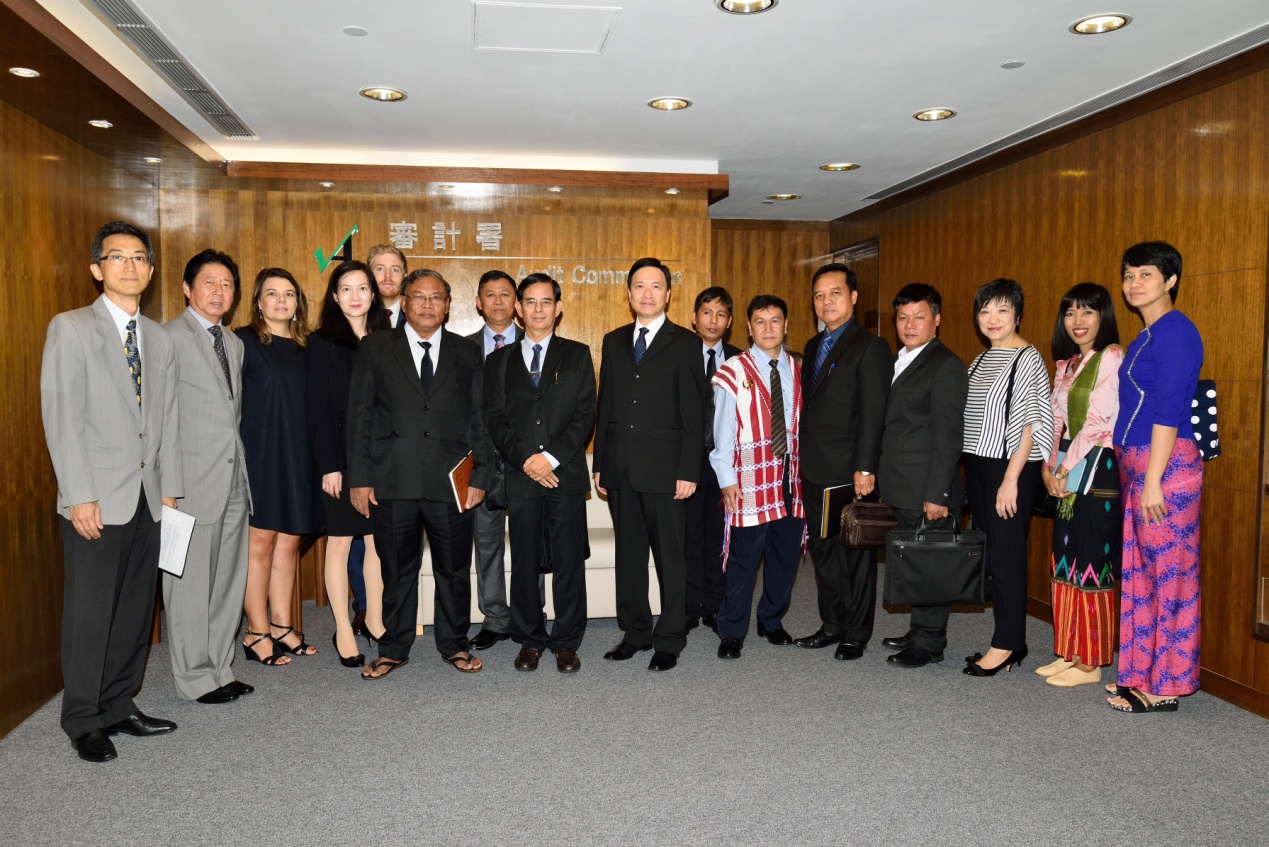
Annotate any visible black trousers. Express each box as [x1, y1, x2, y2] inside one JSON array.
[[963, 455, 1042, 652], [507, 491, 588, 651], [372, 497, 473, 659], [803, 479, 877, 643], [59, 490, 159, 740], [717, 471, 802, 641], [891, 507, 961, 652], [607, 468, 687, 656], [683, 459, 726, 617]]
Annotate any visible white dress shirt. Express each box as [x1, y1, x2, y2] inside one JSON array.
[[405, 323, 441, 377], [893, 341, 930, 383]]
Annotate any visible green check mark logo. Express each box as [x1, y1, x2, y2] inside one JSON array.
[[314, 225, 360, 272]]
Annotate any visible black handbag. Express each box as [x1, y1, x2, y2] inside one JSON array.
[[884, 518, 990, 606]]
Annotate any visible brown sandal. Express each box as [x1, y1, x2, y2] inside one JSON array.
[[442, 652, 482, 673], [361, 657, 408, 680]]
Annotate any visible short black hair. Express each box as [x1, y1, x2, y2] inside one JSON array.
[[746, 294, 788, 320], [693, 286, 733, 314], [893, 283, 941, 317], [92, 221, 154, 265], [316, 260, 388, 345], [973, 278, 1024, 323], [404, 269, 451, 298], [183, 248, 240, 290], [627, 257, 670, 289], [1122, 241, 1182, 303], [1051, 282, 1120, 361], [811, 262, 857, 292], [518, 272, 561, 301], [477, 269, 516, 295]]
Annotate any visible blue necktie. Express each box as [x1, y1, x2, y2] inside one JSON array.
[[124, 319, 141, 407], [812, 332, 835, 384], [418, 341, 433, 393], [634, 327, 648, 365], [530, 343, 542, 387]]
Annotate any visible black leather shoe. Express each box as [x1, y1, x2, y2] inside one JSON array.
[[604, 641, 652, 661], [795, 629, 842, 649], [648, 650, 678, 671], [702, 611, 719, 631], [685, 616, 700, 632], [195, 686, 238, 705], [104, 711, 177, 736], [71, 729, 117, 763], [887, 646, 945, 668], [514, 646, 542, 671], [756, 626, 794, 646], [834, 639, 866, 660], [881, 634, 913, 651], [224, 680, 254, 697], [717, 638, 743, 659], [470, 629, 511, 651]]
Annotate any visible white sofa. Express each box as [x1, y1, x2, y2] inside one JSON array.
[[415, 459, 660, 630]]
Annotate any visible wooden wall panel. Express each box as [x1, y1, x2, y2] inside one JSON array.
[[0, 98, 158, 737], [832, 69, 1269, 713]]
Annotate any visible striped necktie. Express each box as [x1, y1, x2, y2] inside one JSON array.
[[769, 358, 787, 458]]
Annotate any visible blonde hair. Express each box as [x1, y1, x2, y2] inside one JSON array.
[[366, 243, 408, 272]]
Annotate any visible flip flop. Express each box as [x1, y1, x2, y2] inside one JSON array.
[[1108, 688, 1179, 713], [361, 657, 408, 680], [443, 653, 483, 673]]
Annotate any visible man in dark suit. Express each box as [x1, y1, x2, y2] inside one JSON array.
[[684, 286, 741, 632], [465, 269, 523, 651], [594, 257, 708, 672], [349, 269, 491, 678], [795, 263, 892, 660], [40, 221, 183, 762], [485, 273, 596, 673], [877, 284, 968, 667]]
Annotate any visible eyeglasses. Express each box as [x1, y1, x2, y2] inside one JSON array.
[[406, 292, 448, 305], [522, 298, 556, 309], [101, 254, 150, 267]]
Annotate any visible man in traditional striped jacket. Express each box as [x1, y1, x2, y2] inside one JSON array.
[[708, 294, 805, 660]]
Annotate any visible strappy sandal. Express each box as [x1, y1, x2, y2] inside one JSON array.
[[270, 620, 317, 656], [442, 652, 482, 673], [361, 657, 408, 680], [1109, 688, 1180, 713], [242, 630, 290, 665]]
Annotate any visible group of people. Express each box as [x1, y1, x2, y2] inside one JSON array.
[[41, 219, 1205, 763]]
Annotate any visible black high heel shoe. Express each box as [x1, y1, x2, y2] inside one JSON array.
[[963, 645, 1028, 676], [242, 630, 288, 665], [270, 620, 317, 656], [332, 634, 365, 668]]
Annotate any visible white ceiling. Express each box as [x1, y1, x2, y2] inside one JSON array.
[[39, 0, 1269, 220]]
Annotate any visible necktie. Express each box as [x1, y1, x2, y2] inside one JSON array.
[[124, 319, 141, 407], [209, 325, 233, 398], [706, 348, 716, 380], [493, 333, 506, 351], [530, 343, 542, 387], [812, 332, 835, 385], [418, 340, 433, 393], [634, 327, 648, 365], [769, 358, 787, 458]]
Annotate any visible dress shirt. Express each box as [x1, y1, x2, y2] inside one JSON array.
[[188, 307, 223, 346], [633, 312, 668, 350], [520, 333, 559, 469], [101, 294, 143, 355], [702, 340, 726, 373], [404, 323, 441, 377], [482, 324, 516, 358], [710, 346, 795, 489], [386, 300, 402, 328], [892, 341, 930, 383]]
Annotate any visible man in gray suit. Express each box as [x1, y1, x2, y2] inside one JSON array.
[[41, 221, 183, 762], [876, 283, 968, 668], [465, 270, 521, 651], [164, 249, 254, 703]]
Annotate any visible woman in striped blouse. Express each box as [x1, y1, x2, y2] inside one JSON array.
[[962, 278, 1055, 676]]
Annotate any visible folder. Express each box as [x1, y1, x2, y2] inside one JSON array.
[[449, 451, 475, 511]]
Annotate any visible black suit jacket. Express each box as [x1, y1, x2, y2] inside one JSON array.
[[484, 335, 596, 500], [799, 320, 892, 485], [306, 331, 358, 476], [347, 326, 491, 501], [877, 337, 968, 512], [594, 319, 708, 493]]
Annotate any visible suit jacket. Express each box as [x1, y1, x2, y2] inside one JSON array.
[[594, 319, 708, 493], [877, 337, 968, 512], [347, 326, 491, 500], [41, 296, 183, 524], [799, 320, 892, 486], [306, 331, 357, 476], [165, 308, 251, 523], [485, 335, 596, 500]]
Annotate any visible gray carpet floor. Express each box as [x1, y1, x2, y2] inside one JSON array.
[[1, 560, 1266, 847]]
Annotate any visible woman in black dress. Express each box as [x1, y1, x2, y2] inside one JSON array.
[[237, 268, 319, 661], [307, 261, 389, 667]]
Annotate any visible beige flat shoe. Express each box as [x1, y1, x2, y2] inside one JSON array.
[[1047, 666, 1102, 687], [1035, 658, 1074, 677]]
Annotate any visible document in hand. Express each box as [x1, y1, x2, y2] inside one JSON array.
[[159, 505, 196, 577]]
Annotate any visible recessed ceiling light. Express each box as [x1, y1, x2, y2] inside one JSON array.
[[665, 187, 680, 195], [819, 163, 860, 171], [8, 67, 40, 78], [715, 0, 778, 14], [144, 157, 163, 164], [766, 194, 801, 201], [1070, 14, 1131, 35], [761, 199, 775, 205], [343, 26, 368, 37], [319, 181, 335, 188], [647, 97, 692, 111], [359, 86, 407, 102], [547, 186, 563, 193], [913, 108, 956, 122], [88, 120, 113, 129], [1000, 61, 1025, 70]]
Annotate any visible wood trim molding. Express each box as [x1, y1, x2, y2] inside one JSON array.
[[1201, 671, 1269, 719], [710, 219, 830, 232]]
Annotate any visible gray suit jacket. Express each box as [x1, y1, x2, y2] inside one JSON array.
[[41, 296, 183, 523], [165, 308, 251, 523]]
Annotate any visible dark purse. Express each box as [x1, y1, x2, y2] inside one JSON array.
[[838, 497, 898, 549], [883, 518, 990, 606]]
